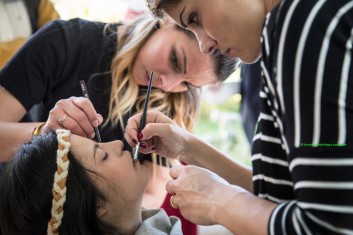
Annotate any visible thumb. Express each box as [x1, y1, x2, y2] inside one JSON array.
[[140, 122, 171, 140]]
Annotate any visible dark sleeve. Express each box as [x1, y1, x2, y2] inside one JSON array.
[[268, 1, 353, 234], [0, 19, 105, 112]]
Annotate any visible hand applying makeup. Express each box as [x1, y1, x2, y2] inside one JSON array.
[[133, 71, 154, 159]]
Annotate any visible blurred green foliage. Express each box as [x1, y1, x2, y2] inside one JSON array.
[[193, 94, 252, 166]]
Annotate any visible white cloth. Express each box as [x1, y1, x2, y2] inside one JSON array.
[[0, 0, 32, 42], [136, 209, 182, 235]]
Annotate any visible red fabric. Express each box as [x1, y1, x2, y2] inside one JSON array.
[[161, 193, 197, 235]]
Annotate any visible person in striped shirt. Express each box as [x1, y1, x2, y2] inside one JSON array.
[[124, 0, 353, 234]]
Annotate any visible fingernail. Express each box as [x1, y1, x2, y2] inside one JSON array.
[[90, 133, 95, 139], [137, 132, 143, 140], [152, 146, 158, 151], [97, 115, 103, 124], [132, 139, 137, 144], [93, 120, 99, 127], [140, 143, 147, 148]]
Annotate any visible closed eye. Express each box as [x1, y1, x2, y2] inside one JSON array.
[[102, 152, 109, 161], [181, 81, 201, 89], [181, 81, 190, 89], [170, 47, 181, 73], [188, 13, 199, 25]]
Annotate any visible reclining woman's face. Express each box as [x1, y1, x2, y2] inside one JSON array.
[[70, 134, 149, 216], [132, 23, 217, 93]]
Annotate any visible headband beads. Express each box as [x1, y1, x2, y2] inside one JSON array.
[[47, 129, 71, 235]]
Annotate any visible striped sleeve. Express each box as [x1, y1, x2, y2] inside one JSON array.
[[256, 0, 353, 234]]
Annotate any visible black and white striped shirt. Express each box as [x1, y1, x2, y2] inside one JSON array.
[[252, 0, 353, 234]]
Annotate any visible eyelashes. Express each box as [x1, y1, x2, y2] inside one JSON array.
[[188, 13, 199, 25], [170, 47, 181, 73], [181, 81, 190, 89], [102, 152, 109, 161]]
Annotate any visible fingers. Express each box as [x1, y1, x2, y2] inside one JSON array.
[[166, 165, 184, 195], [125, 110, 174, 140], [47, 97, 103, 138], [170, 165, 183, 179], [72, 97, 102, 127]]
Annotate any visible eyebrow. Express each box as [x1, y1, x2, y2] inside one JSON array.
[[93, 143, 98, 164], [179, 6, 187, 27], [182, 48, 187, 74]]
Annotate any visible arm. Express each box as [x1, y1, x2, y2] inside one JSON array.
[[184, 134, 253, 192], [166, 165, 276, 235], [0, 87, 40, 161], [0, 89, 102, 162]]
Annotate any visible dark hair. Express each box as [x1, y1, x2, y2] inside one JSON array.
[[147, 0, 182, 19], [0, 132, 117, 235], [147, 0, 241, 79]]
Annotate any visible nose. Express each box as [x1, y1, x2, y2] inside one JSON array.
[[159, 74, 185, 92], [105, 140, 123, 155], [193, 28, 217, 55]]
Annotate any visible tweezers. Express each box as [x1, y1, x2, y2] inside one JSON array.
[[80, 80, 102, 142], [133, 71, 154, 159]]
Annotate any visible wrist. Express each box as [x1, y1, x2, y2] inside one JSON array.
[[214, 185, 276, 235], [179, 132, 199, 163], [32, 122, 46, 137]]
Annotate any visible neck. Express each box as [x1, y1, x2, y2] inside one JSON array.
[[142, 161, 171, 208], [113, 206, 142, 235]]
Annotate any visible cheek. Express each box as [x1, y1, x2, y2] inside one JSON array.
[[143, 42, 169, 70]]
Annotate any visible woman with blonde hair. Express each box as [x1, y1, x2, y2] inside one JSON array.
[[0, 14, 237, 234]]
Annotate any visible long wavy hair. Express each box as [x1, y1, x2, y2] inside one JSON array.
[[0, 133, 118, 235], [106, 15, 238, 131]]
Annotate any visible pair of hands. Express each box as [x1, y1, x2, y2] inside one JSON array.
[[44, 97, 192, 160], [45, 96, 234, 225]]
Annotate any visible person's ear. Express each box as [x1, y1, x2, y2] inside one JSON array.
[[97, 206, 107, 218]]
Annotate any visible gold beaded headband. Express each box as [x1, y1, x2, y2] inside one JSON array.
[[47, 129, 71, 235]]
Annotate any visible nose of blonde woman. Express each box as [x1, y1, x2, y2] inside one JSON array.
[[159, 75, 182, 92]]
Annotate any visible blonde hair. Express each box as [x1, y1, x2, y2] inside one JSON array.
[[103, 15, 237, 168], [106, 15, 201, 132]]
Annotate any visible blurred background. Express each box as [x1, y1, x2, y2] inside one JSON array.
[[51, 0, 251, 167]]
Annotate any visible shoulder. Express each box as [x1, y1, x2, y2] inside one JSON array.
[[37, 18, 107, 37], [267, 0, 353, 46], [26, 18, 108, 57], [263, 0, 353, 71]]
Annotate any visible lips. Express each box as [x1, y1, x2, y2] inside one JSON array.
[[126, 150, 140, 168]]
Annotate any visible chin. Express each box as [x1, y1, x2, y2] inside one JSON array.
[[240, 52, 262, 64]]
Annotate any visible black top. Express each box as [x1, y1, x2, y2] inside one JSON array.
[[240, 61, 261, 143], [0, 19, 138, 152], [252, 0, 353, 233]]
